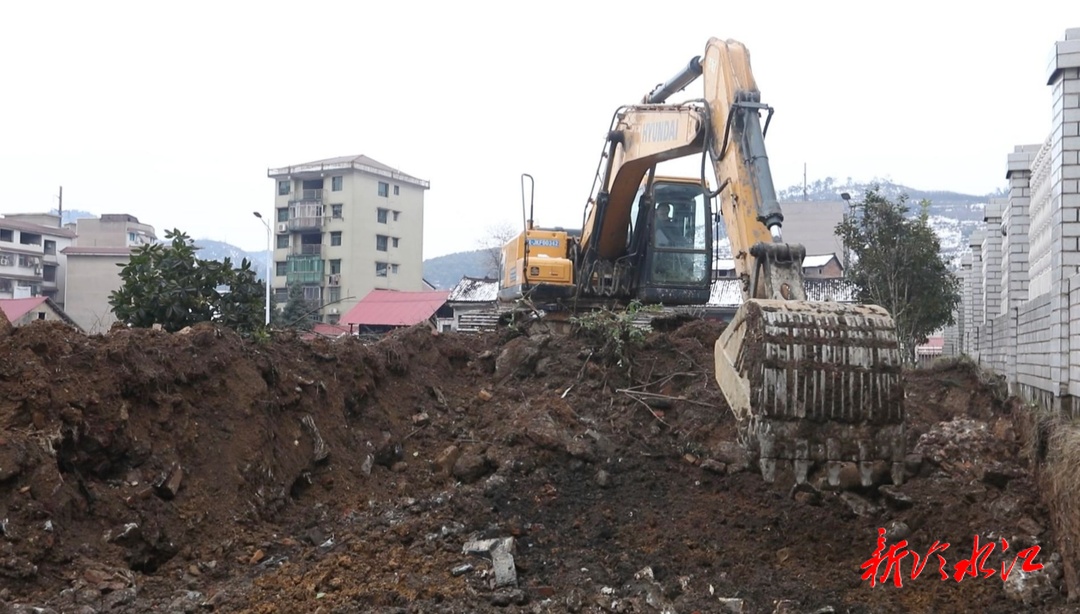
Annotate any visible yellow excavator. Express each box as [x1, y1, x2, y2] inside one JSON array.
[[499, 37, 905, 487]]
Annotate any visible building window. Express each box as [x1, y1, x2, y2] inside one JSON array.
[[328, 313, 341, 325], [44, 240, 56, 255], [392, 237, 399, 248], [128, 232, 137, 243], [331, 231, 342, 246], [276, 235, 289, 249], [393, 185, 400, 196], [277, 207, 289, 222], [377, 208, 388, 224], [391, 264, 399, 274], [332, 176, 343, 191], [376, 262, 388, 277], [376, 235, 388, 251], [330, 259, 341, 274], [273, 287, 288, 303], [378, 182, 389, 197], [0, 229, 11, 242], [329, 286, 341, 303], [393, 211, 400, 221], [275, 261, 287, 276], [331, 204, 343, 219], [278, 180, 290, 195]]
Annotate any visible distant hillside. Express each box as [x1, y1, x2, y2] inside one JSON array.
[[778, 177, 998, 266], [193, 240, 271, 281], [423, 249, 495, 289], [49, 208, 97, 226]]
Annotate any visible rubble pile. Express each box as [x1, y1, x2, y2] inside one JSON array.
[[0, 316, 1072, 612]]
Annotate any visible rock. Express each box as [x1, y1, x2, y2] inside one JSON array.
[[249, 549, 265, 565], [168, 590, 204, 614], [101, 587, 137, 610], [477, 389, 493, 402], [962, 484, 988, 503], [433, 446, 460, 477], [483, 474, 508, 496], [883, 520, 910, 542], [904, 453, 923, 477], [772, 599, 800, 613], [980, 462, 1024, 489], [683, 453, 699, 465], [717, 597, 745, 613], [452, 450, 493, 484], [153, 463, 184, 500], [451, 563, 473, 577], [790, 482, 821, 505], [411, 412, 430, 427], [711, 441, 750, 472], [360, 454, 374, 476], [490, 588, 526, 607], [1003, 551, 1063, 607], [1017, 516, 1045, 537], [879, 485, 914, 510], [495, 336, 542, 377], [700, 459, 727, 474], [595, 469, 611, 488], [564, 438, 596, 463], [839, 492, 880, 517]]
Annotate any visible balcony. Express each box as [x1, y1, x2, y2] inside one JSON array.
[[288, 202, 325, 231], [285, 254, 324, 285], [293, 244, 322, 256]]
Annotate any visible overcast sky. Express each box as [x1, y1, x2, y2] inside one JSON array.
[[2, 1, 1078, 259]]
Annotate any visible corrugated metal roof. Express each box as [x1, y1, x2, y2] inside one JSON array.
[[340, 289, 450, 327], [448, 276, 499, 302]]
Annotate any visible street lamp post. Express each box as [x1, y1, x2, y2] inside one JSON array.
[[253, 212, 272, 326]]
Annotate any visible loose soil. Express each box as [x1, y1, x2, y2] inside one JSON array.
[[0, 317, 1070, 613]]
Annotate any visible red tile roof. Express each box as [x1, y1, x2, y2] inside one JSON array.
[[340, 289, 449, 327], [0, 297, 49, 322]]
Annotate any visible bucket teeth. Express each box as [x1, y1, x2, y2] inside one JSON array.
[[715, 299, 906, 486]]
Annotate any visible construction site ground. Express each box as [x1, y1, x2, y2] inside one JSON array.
[[0, 315, 1071, 613]]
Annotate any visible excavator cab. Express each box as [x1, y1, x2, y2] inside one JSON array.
[[627, 176, 713, 305]]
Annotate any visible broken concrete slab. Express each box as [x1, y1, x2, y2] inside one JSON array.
[[463, 536, 517, 588]]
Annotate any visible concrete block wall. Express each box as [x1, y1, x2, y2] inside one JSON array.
[[943, 28, 1080, 414]]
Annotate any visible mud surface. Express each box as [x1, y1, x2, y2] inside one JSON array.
[[0, 318, 1070, 613]]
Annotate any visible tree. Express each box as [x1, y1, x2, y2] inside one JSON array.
[[475, 221, 520, 279], [109, 228, 266, 334], [835, 186, 961, 363], [274, 282, 315, 330]]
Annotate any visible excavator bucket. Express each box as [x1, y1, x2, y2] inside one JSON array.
[[715, 299, 905, 487]]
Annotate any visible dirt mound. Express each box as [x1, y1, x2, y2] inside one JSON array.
[[0, 319, 1071, 613]]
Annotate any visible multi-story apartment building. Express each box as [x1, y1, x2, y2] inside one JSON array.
[[267, 155, 430, 324], [0, 213, 75, 307], [62, 214, 158, 334]]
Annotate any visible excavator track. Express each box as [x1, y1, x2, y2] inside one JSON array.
[[715, 299, 905, 487]]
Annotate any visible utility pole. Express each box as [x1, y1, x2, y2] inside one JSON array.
[[57, 186, 63, 224], [803, 163, 807, 200]]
